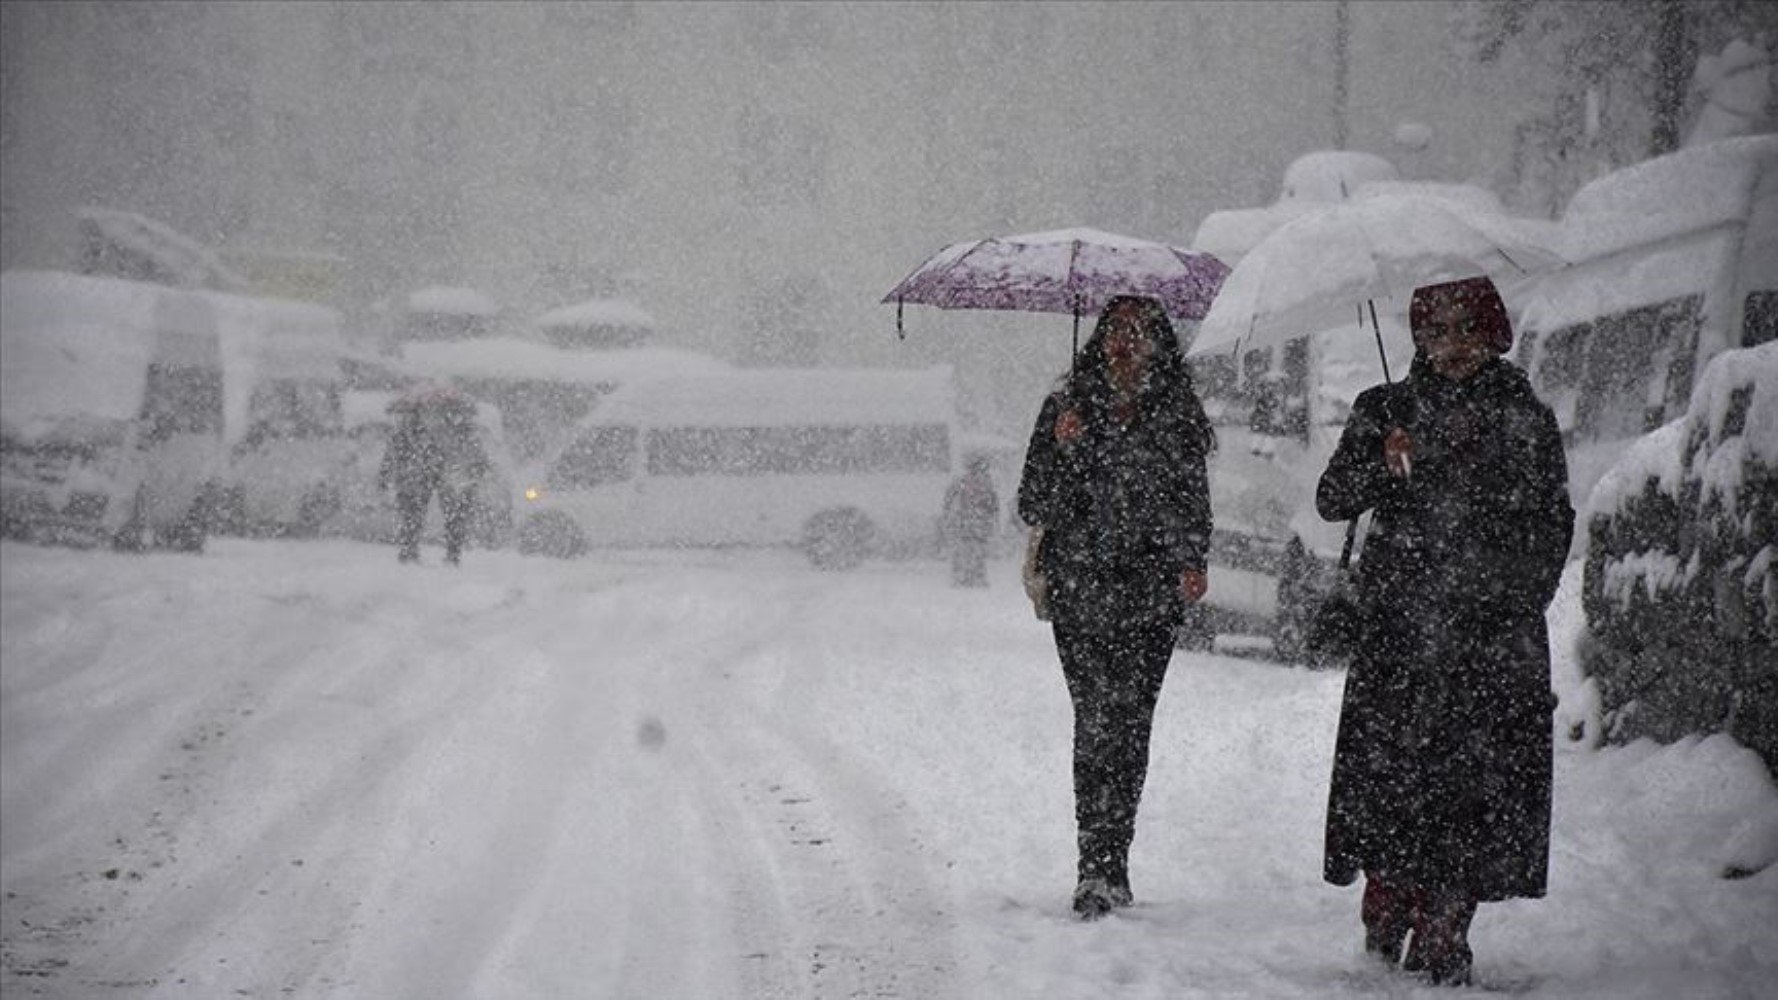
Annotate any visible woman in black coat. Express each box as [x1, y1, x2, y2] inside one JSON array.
[[1017, 295, 1215, 919], [1317, 276, 1573, 984]]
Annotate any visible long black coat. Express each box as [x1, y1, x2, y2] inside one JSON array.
[[1318, 358, 1573, 900], [1018, 387, 1213, 632]]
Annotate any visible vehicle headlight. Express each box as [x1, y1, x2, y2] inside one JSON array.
[[524, 486, 541, 502]]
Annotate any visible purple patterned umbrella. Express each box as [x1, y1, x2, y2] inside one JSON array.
[[883, 228, 1231, 342]]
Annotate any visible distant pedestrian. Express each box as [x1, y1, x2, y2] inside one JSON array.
[[1017, 295, 1215, 919], [1316, 276, 1573, 985], [378, 387, 490, 566], [941, 454, 1000, 587]]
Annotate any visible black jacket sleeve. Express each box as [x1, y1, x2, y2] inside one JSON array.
[[1316, 383, 1406, 522], [1508, 402, 1575, 613], [1017, 392, 1066, 527], [1175, 450, 1212, 573]]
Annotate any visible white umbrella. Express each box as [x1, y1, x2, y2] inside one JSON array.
[[1188, 193, 1565, 378]]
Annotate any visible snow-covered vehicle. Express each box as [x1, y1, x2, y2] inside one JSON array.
[[1516, 134, 1778, 514], [1, 270, 224, 551], [400, 336, 729, 464], [400, 285, 500, 342], [518, 367, 961, 569], [323, 390, 516, 550], [1580, 341, 1776, 773], [207, 291, 356, 537]]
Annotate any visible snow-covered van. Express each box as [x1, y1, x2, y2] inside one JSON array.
[[1516, 134, 1778, 511], [209, 291, 356, 536], [0, 270, 225, 549], [401, 336, 729, 463], [518, 367, 960, 568]]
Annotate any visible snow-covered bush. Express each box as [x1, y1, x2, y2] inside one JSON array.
[[1581, 342, 1777, 772]]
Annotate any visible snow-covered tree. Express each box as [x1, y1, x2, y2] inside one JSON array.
[[1452, 0, 1777, 212]]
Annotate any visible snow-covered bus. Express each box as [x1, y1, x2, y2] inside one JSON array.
[[1515, 134, 1778, 510], [517, 367, 961, 568], [1, 270, 225, 549]]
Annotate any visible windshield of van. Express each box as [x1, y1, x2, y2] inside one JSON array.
[[548, 426, 638, 488], [247, 378, 343, 441], [142, 363, 223, 441], [646, 424, 951, 477]]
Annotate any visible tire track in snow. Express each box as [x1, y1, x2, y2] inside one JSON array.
[[618, 571, 962, 1000]]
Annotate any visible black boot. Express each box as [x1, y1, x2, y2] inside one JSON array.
[[1403, 890, 1476, 986], [1072, 876, 1117, 920]]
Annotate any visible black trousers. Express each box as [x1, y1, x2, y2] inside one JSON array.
[[1054, 620, 1175, 881], [395, 482, 474, 561]]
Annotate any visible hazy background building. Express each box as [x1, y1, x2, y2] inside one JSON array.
[[6, 1, 1769, 433]]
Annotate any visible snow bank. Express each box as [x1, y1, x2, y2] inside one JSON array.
[[1589, 342, 1778, 521]]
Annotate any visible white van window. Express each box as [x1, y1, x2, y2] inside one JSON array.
[[142, 363, 224, 441], [645, 424, 951, 477], [248, 378, 342, 440], [1534, 294, 1704, 444], [1746, 291, 1778, 348], [548, 426, 638, 488], [1573, 296, 1702, 441]]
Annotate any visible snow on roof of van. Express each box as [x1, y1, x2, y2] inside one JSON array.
[[1, 270, 166, 436], [1, 270, 355, 446], [1353, 181, 1506, 215], [1279, 151, 1400, 203], [1191, 178, 1503, 264], [401, 336, 727, 384], [536, 298, 656, 330], [407, 285, 499, 316], [1562, 135, 1776, 260], [586, 367, 957, 428], [1191, 202, 1319, 264]]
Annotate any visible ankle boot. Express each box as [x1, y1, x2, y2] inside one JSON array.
[[1404, 890, 1476, 986], [1361, 873, 1420, 965]]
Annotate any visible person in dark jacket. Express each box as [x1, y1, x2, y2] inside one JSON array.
[[942, 454, 1000, 587], [378, 389, 491, 566], [1017, 295, 1216, 919], [1317, 276, 1573, 985]]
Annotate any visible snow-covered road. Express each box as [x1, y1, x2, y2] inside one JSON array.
[[3, 540, 1775, 999]]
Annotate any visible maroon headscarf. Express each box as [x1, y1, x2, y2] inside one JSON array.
[[1409, 276, 1513, 354]]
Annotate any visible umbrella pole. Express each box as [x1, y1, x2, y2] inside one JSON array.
[[896, 297, 905, 340], [1071, 296, 1081, 372], [1367, 299, 1393, 383]]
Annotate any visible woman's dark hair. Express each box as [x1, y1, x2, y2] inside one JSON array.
[[1063, 295, 1216, 455]]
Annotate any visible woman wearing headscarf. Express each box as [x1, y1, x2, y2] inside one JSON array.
[[1017, 295, 1216, 919], [1317, 276, 1574, 984]]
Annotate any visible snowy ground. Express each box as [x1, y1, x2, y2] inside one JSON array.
[[2, 539, 1774, 999]]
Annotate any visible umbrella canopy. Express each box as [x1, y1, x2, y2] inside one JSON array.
[[883, 227, 1230, 326], [1187, 194, 1564, 362]]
